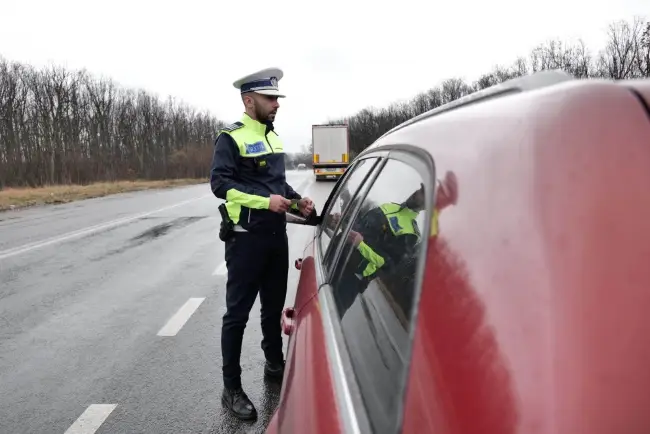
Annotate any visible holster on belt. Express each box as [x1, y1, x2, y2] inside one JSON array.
[[218, 203, 235, 241]]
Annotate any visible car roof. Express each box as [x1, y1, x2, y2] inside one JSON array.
[[379, 69, 574, 139], [362, 70, 650, 155]]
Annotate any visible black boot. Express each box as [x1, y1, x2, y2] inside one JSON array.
[[264, 360, 285, 380], [221, 387, 257, 420]]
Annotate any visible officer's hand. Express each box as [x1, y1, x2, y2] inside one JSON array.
[[347, 230, 363, 247], [298, 197, 314, 217], [269, 195, 292, 213]]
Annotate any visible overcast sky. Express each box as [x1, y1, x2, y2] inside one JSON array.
[[1, 0, 646, 152]]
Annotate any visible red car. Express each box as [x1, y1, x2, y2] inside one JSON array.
[[266, 70, 650, 434]]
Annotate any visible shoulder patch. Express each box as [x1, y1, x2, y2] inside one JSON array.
[[220, 121, 244, 133]]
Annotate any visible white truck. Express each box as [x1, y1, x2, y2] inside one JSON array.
[[311, 123, 350, 181]]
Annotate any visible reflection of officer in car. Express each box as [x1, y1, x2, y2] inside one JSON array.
[[430, 171, 458, 237], [210, 67, 314, 421], [333, 184, 425, 318], [333, 171, 458, 319]]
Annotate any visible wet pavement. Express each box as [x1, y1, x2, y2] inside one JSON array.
[[0, 170, 334, 434]]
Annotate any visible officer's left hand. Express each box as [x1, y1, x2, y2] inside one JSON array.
[[298, 197, 314, 217]]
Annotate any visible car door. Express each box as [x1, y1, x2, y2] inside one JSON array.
[[268, 155, 385, 434], [313, 149, 436, 434]]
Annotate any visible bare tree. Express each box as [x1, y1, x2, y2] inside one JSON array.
[[635, 20, 650, 77], [0, 57, 224, 187], [596, 17, 646, 79]]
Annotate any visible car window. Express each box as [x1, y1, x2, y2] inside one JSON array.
[[328, 157, 428, 433], [319, 157, 378, 275]]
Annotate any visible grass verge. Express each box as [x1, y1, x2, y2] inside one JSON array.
[[0, 178, 208, 212]]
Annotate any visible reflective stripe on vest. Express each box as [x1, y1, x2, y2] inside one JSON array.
[[357, 241, 385, 277]]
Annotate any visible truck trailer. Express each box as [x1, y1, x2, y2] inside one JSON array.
[[312, 124, 350, 181]]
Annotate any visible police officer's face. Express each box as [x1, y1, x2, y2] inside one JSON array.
[[251, 93, 280, 122], [405, 188, 425, 212]]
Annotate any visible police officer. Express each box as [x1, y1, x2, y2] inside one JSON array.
[[332, 184, 425, 318], [210, 67, 314, 420], [333, 172, 458, 319]]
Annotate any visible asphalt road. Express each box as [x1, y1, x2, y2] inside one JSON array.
[[0, 170, 335, 434]]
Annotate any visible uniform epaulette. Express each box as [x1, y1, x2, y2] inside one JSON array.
[[221, 121, 244, 133]]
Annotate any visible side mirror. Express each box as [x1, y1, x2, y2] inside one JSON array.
[[286, 207, 320, 226]]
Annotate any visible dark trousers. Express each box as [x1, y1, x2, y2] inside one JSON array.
[[221, 230, 289, 390], [334, 270, 370, 319]]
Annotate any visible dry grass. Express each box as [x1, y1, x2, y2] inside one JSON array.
[[0, 178, 207, 211]]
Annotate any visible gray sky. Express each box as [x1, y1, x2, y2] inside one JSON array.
[[1, 0, 646, 152]]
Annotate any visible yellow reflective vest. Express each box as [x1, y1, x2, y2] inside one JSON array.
[[210, 113, 301, 232]]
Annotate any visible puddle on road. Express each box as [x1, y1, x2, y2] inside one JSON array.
[[92, 216, 207, 261], [0, 215, 20, 222], [132, 221, 175, 241], [132, 216, 206, 242]]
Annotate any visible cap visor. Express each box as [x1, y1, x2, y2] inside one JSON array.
[[254, 89, 286, 98]]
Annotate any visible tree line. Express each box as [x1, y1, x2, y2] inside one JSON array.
[[329, 17, 650, 158], [0, 61, 224, 188], [1, 17, 648, 188]]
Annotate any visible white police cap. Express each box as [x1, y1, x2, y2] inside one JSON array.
[[233, 67, 285, 98]]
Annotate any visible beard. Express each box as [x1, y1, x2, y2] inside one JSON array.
[[255, 105, 276, 123]]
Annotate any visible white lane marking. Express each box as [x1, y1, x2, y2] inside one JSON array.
[[0, 194, 211, 261], [157, 297, 205, 336], [212, 261, 228, 276], [64, 404, 117, 434]]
